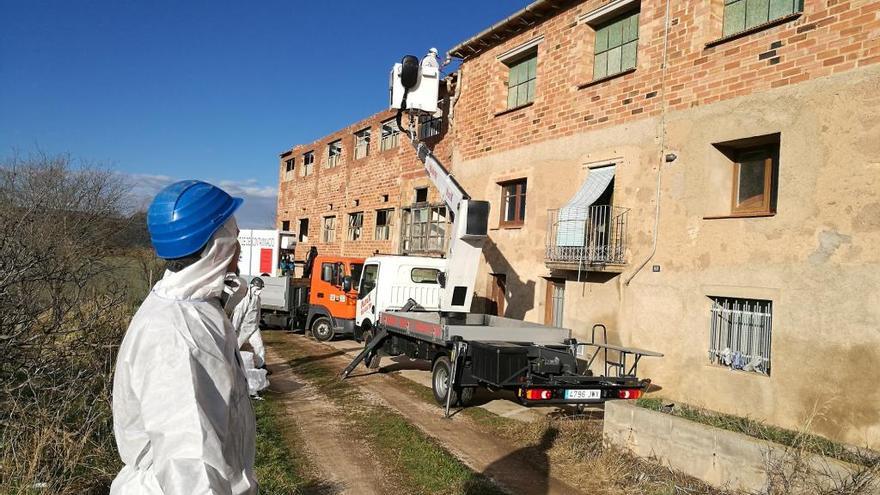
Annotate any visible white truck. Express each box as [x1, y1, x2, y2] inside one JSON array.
[[344, 50, 660, 416], [237, 229, 296, 277]]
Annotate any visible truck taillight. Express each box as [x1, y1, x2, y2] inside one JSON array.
[[618, 389, 642, 400], [524, 388, 553, 400]]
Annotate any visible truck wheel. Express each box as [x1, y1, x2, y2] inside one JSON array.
[[362, 330, 381, 369], [459, 386, 476, 407], [431, 356, 459, 406], [311, 317, 334, 342]]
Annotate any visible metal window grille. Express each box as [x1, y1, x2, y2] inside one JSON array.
[[507, 53, 537, 108], [355, 129, 371, 159], [593, 11, 640, 80], [302, 152, 314, 176], [418, 115, 442, 139], [375, 209, 392, 240], [400, 204, 448, 254], [380, 120, 400, 150], [347, 212, 363, 241], [723, 0, 802, 36], [322, 216, 336, 243], [328, 140, 342, 167], [708, 297, 772, 375]]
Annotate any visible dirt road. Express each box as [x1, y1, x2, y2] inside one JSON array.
[[265, 331, 585, 495], [265, 347, 386, 495]]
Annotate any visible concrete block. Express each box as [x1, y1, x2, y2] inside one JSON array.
[[603, 401, 862, 492]]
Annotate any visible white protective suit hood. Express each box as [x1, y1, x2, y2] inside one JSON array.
[[111, 217, 257, 495]]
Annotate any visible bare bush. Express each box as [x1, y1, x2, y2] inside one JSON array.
[[0, 153, 140, 493]]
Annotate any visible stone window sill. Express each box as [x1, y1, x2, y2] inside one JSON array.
[[577, 67, 636, 90], [494, 101, 534, 118], [703, 211, 776, 220], [704, 13, 802, 49]]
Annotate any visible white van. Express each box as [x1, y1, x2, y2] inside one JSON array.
[[355, 255, 447, 335]]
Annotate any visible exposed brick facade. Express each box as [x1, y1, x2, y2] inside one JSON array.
[[452, 0, 880, 161], [277, 97, 453, 260]]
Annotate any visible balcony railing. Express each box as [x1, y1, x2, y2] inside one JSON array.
[[546, 205, 629, 267]]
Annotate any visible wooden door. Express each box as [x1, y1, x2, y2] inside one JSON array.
[[544, 279, 565, 327], [488, 273, 507, 316]]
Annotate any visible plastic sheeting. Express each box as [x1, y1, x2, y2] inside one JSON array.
[[240, 351, 269, 396], [555, 165, 615, 247]]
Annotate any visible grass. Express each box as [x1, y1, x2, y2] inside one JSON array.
[[253, 398, 313, 495], [636, 397, 880, 468], [263, 332, 506, 495]]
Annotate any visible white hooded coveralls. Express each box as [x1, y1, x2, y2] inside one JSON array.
[[111, 218, 257, 495], [232, 285, 264, 368]]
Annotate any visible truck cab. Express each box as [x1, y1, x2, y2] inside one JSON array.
[[305, 255, 364, 341], [355, 255, 447, 338]]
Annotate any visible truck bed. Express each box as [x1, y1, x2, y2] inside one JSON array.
[[379, 311, 571, 345]]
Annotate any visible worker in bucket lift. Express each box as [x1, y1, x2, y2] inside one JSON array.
[[110, 180, 257, 495], [233, 277, 266, 370]]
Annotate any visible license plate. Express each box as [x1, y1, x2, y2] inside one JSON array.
[[565, 389, 601, 400]]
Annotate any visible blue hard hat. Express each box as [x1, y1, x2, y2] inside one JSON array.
[[147, 180, 243, 259]]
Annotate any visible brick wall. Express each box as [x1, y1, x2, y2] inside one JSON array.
[[277, 97, 454, 261], [453, 0, 880, 161]]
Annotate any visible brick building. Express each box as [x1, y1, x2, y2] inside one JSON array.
[[278, 0, 880, 448], [277, 92, 454, 260]]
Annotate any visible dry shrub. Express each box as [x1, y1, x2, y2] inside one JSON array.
[[0, 153, 143, 494]]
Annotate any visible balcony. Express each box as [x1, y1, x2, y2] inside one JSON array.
[[545, 205, 629, 272]]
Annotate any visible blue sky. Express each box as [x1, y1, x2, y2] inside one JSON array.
[[0, 0, 528, 227]]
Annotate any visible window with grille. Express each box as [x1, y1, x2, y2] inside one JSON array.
[[708, 297, 772, 375], [354, 128, 371, 160], [327, 140, 342, 167], [303, 151, 315, 176], [322, 216, 336, 243], [723, 0, 803, 37], [593, 11, 639, 80], [375, 208, 393, 240], [347, 212, 363, 241], [500, 179, 527, 227], [380, 119, 400, 150], [418, 114, 442, 139], [506, 52, 537, 109]]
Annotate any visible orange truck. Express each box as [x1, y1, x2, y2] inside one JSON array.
[[256, 253, 364, 341]]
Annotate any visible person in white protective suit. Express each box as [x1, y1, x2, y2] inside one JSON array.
[[232, 277, 265, 368], [111, 180, 257, 495]]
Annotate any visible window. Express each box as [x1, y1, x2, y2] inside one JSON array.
[[375, 208, 393, 240], [714, 134, 779, 216], [302, 151, 315, 176], [284, 158, 295, 173], [415, 187, 428, 203], [411, 268, 440, 284], [350, 263, 363, 290], [320, 262, 340, 284], [401, 205, 448, 254], [281, 220, 290, 231], [355, 128, 371, 160], [506, 52, 537, 109], [708, 297, 772, 375], [380, 119, 400, 150], [594, 11, 639, 80], [298, 218, 309, 242], [418, 114, 442, 139], [358, 263, 379, 298], [723, 0, 803, 37], [322, 216, 336, 243], [327, 140, 342, 167], [347, 212, 363, 241], [500, 179, 527, 227]]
